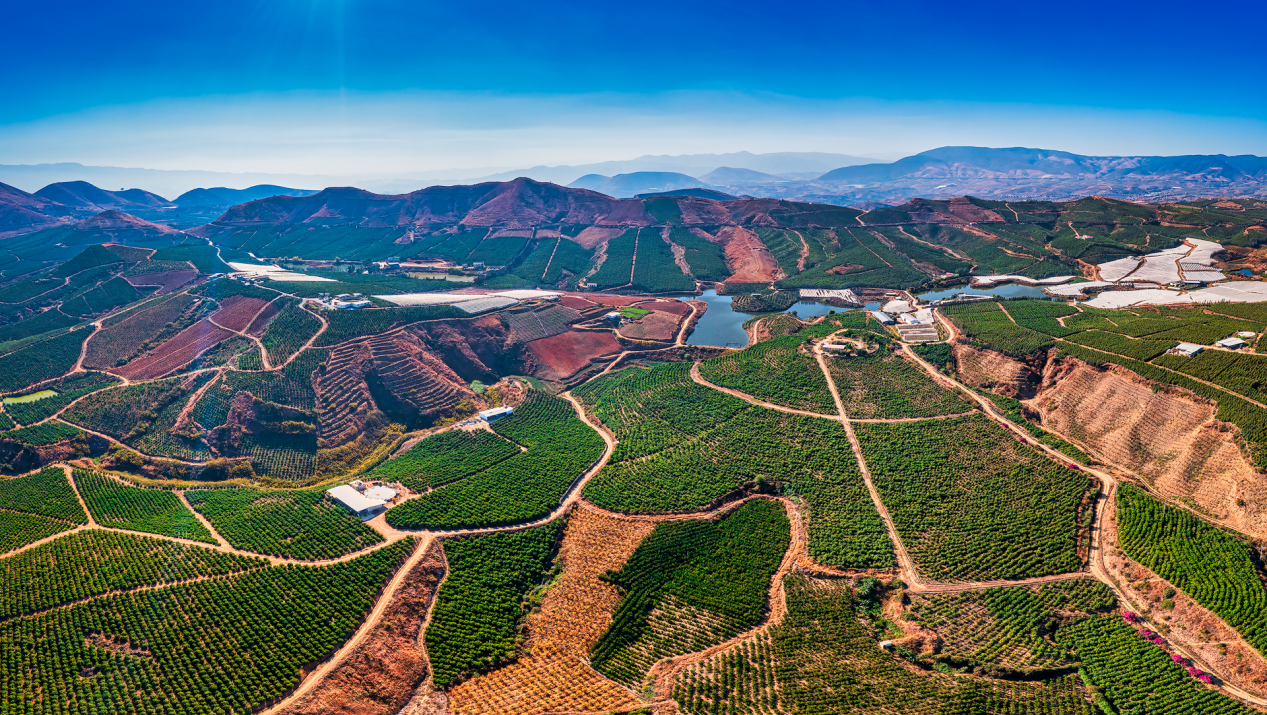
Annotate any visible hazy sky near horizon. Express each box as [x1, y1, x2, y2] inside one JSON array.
[[4, 0, 1265, 175]]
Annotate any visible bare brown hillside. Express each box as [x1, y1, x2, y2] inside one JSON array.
[[953, 343, 1031, 396], [1027, 357, 1267, 536]]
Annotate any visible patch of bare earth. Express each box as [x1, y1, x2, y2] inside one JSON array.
[[714, 226, 780, 283], [572, 227, 626, 250], [662, 227, 694, 278], [446, 505, 653, 715], [525, 330, 622, 380], [953, 343, 1031, 396], [618, 311, 680, 341], [1028, 357, 1267, 536], [276, 540, 445, 715]]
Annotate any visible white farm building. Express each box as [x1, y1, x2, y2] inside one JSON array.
[[326, 484, 388, 520], [479, 406, 514, 422]]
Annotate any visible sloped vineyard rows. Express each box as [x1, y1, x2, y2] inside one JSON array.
[[0, 329, 88, 394], [590, 499, 790, 687], [0, 510, 75, 556], [3, 372, 119, 426], [577, 363, 893, 568], [766, 573, 1096, 713], [312, 305, 464, 346], [2, 420, 85, 447], [942, 302, 1054, 358], [1116, 484, 1267, 656], [0, 530, 265, 619], [856, 414, 1092, 581], [426, 523, 561, 687], [63, 376, 205, 441], [673, 632, 782, 715], [909, 580, 1116, 672], [261, 298, 322, 365], [364, 429, 519, 491], [698, 333, 837, 414], [0, 539, 414, 715], [0, 467, 87, 524], [73, 470, 215, 543], [630, 227, 694, 292], [385, 391, 604, 530], [83, 293, 199, 370], [185, 488, 383, 560], [1056, 615, 1258, 714], [827, 349, 970, 419]]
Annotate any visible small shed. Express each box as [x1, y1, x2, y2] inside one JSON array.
[[479, 406, 514, 422], [871, 311, 896, 326], [821, 343, 849, 352], [1216, 337, 1247, 349], [604, 311, 623, 323], [1173, 343, 1204, 357], [326, 485, 387, 520]]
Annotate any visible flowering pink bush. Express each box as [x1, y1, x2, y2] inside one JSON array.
[[1122, 611, 1140, 624]]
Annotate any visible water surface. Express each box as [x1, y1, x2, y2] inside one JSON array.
[[682, 290, 845, 348], [4, 390, 58, 404]]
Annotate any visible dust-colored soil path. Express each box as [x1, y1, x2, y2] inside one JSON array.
[[688, 362, 837, 420], [255, 536, 435, 715], [811, 345, 923, 589]]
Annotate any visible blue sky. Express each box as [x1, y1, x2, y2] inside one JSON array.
[[3, 0, 1266, 176]]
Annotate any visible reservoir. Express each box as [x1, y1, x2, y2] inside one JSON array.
[[682, 289, 840, 348]]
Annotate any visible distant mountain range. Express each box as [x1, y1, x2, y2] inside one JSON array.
[[468, 151, 876, 186], [559, 147, 1267, 202], [0, 181, 317, 235], [3, 147, 1267, 237]]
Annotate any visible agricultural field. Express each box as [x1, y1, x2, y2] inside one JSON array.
[[0, 329, 89, 394], [8, 195, 1267, 715], [1057, 615, 1259, 714], [630, 227, 694, 292], [1116, 484, 1267, 656], [0, 467, 88, 524], [577, 362, 893, 567], [746, 573, 1098, 714], [1, 371, 118, 425], [384, 391, 604, 530], [827, 348, 971, 419], [856, 414, 1092, 581], [909, 579, 1116, 672], [259, 298, 322, 364], [362, 428, 520, 491], [312, 304, 463, 346], [0, 539, 414, 715], [73, 469, 216, 543], [444, 505, 650, 715], [591, 499, 790, 687], [668, 227, 730, 281], [1, 420, 85, 446], [697, 333, 836, 413], [82, 292, 199, 369], [0, 530, 265, 619], [425, 523, 561, 687], [942, 301, 1054, 358], [589, 228, 637, 289], [185, 488, 384, 560]]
